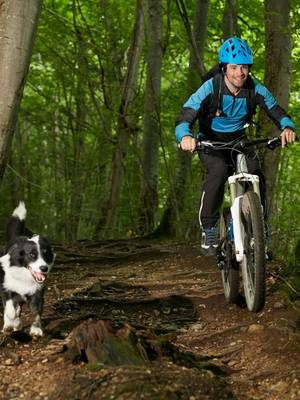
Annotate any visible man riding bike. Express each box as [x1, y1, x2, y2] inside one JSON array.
[[175, 36, 296, 256]]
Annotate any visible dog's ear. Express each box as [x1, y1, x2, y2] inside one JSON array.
[[37, 235, 55, 264], [7, 239, 27, 267]]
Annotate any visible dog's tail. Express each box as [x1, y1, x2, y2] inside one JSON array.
[[13, 201, 27, 221], [6, 202, 28, 247]]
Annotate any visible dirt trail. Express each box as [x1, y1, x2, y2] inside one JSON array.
[[0, 239, 299, 400]]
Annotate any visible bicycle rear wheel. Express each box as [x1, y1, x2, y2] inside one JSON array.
[[219, 208, 239, 303], [241, 191, 265, 312]]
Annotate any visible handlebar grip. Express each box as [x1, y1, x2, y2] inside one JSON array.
[[266, 137, 281, 150]]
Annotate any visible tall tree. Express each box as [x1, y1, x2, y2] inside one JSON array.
[[222, 0, 238, 38], [94, 0, 144, 238], [261, 0, 292, 216], [139, 0, 163, 234], [156, 0, 210, 237], [0, 0, 42, 181], [66, 0, 88, 241]]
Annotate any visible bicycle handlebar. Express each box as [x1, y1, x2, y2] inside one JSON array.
[[195, 136, 282, 153]]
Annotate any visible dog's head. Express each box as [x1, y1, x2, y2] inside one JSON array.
[[7, 235, 55, 283]]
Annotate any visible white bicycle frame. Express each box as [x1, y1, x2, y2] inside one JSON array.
[[228, 154, 261, 263]]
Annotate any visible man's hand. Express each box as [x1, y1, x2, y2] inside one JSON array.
[[180, 136, 197, 152], [280, 128, 296, 147]]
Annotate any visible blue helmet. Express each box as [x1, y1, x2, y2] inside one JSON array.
[[218, 37, 253, 64]]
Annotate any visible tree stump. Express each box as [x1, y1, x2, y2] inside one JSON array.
[[64, 320, 148, 366]]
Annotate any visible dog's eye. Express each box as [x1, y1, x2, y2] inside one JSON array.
[[29, 251, 37, 260]]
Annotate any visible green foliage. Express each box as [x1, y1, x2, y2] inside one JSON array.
[[0, 0, 298, 268], [272, 144, 300, 264]]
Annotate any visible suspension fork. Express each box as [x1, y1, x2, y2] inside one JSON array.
[[228, 173, 261, 263]]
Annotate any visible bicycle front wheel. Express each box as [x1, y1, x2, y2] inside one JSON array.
[[241, 191, 265, 312], [219, 208, 239, 303]]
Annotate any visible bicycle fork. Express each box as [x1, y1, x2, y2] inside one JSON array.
[[228, 173, 261, 263]]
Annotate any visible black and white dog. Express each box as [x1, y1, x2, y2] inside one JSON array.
[[0, 202, 55, 337]]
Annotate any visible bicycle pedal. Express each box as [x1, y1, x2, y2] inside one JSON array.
[[217, 262, 225, 270], [217, 255, 225, 270]]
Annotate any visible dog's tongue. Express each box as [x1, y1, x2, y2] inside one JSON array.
[[29, 267, 46, 283]]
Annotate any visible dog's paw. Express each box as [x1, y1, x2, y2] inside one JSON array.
[[29, 325, 44, 337], [3, 320, 23, 334]]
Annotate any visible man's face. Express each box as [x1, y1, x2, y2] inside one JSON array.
[[225, 64, 249, 89]]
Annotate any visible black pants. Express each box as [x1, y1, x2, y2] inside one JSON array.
[[198, 134, 266, 229]]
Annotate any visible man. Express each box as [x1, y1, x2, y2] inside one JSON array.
[[175, 36, 296, 256]]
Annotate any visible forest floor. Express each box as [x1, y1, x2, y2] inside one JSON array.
[[0, 238, 300, 400]]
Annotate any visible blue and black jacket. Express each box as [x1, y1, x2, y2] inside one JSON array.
[[175, 74, 295, 142]]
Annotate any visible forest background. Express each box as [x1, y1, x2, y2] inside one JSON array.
[[0, 0, 299, 270]]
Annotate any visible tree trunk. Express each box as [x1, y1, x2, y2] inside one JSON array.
[[139, 0, 163, 234], [155, 0, 209, 237], [261, 0, 291, 217], [94, 0, 144, 238], [66, 2, 88, 241], [188, 0, 210, 92], [0, 0, 42, 181], [222, 0, 238, 38], [175, 0, 206, 79]]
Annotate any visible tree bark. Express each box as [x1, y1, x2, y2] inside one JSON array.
[[222, 0, 238, 39], [0, 0, 42, 181], [139, 0, 163, 234], [188, 0, 210, 92], [261, 0, 291, 217], [65, 320, 147, 365], [66, 1, 88, 241], [175, 0, 206, 79], [155, 0, 209, 237]]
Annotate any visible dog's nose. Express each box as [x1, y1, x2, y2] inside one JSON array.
[[40, 266, 48, 273]]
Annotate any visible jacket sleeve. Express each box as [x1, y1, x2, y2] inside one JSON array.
[[255, 82, 295, 131], [175, 79, 213, 142]]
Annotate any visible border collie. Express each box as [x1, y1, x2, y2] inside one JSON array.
[[0, 202, 55, 337]]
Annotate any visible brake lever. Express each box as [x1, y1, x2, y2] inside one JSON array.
[[267, 137, 281, 150]]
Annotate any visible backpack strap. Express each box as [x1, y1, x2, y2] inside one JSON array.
[[245, 76, 256, 122], [211, 73, 226, 118]]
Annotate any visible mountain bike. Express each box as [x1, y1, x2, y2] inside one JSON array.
[[196, 136, 281, 312]]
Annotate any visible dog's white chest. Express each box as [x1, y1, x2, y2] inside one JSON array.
[[3, 266, 41, 296]]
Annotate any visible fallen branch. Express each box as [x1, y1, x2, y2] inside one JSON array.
[[268, 271, 300, 297]]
